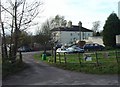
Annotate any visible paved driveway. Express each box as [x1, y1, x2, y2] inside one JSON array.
[[2, 51, 119, 86]]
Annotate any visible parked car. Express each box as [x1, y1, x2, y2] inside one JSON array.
[[56, 45, 84, 53], [56, 48, 69, 53], [67, 45, 84, 53], [116, 44, 120, 48], [56, 44, 62, 49], [83, 43, 105, 51], [18, 46, 32, 52]]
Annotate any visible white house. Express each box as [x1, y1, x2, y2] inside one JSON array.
[[51, 22, 93, 45]]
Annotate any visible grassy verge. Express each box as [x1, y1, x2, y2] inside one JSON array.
[[34, 51, 120, 74], [2, 59, 29, 79]]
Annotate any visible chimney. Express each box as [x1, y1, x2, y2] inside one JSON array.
[[67, 21, 72, 28], [78, 21, 82, 27]]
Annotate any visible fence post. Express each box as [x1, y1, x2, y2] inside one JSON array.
[[58, 52, 61, 64], [115, 50, 119, 64], [19, 51, 22, 62], [54, 47, 57, 63], [78, 52, 81, 65], [78, 52, 81, 71], [95, 51, 99, 66], [64, 52, 67, 64], [51, 48, 54, 63]]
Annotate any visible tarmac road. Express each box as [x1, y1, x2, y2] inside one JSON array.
[[2, 51, 119, 86]]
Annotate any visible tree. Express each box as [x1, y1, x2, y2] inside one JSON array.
[[51, 15, 67, 28], [92, 21, 100, 36], [96, 32, 101, 36], [103, 13, 120, 47], [18, 31, 33, 47], [35, 15, 67, 52], [35, 20, 51, 53], [0, 0, 42, 62]]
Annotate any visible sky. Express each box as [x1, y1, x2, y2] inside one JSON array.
[[36, 0, 119, 33], [1, 0, 120, 34]]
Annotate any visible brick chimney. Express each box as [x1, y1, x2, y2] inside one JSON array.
[[67, 21, 72, 28], [78, 21, 82, 27]]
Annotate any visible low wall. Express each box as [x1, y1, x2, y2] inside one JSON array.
[[116, 35, 120, 45], [84, 36, 104, 46]]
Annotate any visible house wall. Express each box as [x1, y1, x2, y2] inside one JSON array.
[[53, 31, 93, 45]]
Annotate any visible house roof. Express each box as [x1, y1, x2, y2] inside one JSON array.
[[51, 25, 93, 32]]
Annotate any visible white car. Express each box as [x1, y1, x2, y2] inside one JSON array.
[[67, 46, 84, 53], [56, 48, 70, 53], [56, 45, 84, 53]]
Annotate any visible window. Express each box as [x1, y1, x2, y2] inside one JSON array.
[[73, 38, 76, 40], [95, 44, 98, 46], [88, 33, 90, 36]]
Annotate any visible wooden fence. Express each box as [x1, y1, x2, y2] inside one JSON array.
[[51, 50, 120, 67]]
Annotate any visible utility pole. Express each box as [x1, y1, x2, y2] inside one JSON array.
[[78, 21, 82, 41]]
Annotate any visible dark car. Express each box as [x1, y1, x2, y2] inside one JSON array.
[[83, 43, 105, 51], [53, 44, 62, 50], [18, 46, 32, 52]]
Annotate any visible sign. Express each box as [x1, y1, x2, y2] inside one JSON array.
[[85, 56, 92, 61]]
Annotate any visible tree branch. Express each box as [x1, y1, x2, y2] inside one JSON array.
[[0, 4, 14, 17], [18, 0, 26, 30]]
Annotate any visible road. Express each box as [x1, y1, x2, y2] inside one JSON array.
[[2, 51, 119, 86]]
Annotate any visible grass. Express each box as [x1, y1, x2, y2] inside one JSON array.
[[0, 58, 2, 64], [2, 58, 29, 79], [34, 50, 120, 74]]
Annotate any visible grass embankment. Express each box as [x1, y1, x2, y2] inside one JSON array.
[[2, 58, 29, 79], [34, 50, 120, 74]]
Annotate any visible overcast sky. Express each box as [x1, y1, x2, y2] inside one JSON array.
[[37, 0, 119, 32], [1, 0, 120, 34]]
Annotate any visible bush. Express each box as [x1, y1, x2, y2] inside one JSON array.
[[2, 60, 29, 79], [42, 52, 51, 56]]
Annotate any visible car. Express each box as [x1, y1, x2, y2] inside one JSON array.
[[56, 45, 84, 53], [56, 44, 62, 49], [18, 46, 32, 52], [67, 45, 84, 53], [116, 44, 120, 48], [83, 43, 105, 51], [56, 48, 69, 53]]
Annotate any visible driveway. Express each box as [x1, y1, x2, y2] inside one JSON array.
[[2, 51, 119, 86]]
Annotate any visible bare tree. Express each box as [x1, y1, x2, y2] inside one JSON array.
[[0, 0, 8, 61], [92, 21, 100, 36], [35, 20, 51, 53], [51, 15, 67, 28], [0, 0, 42, 62]]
